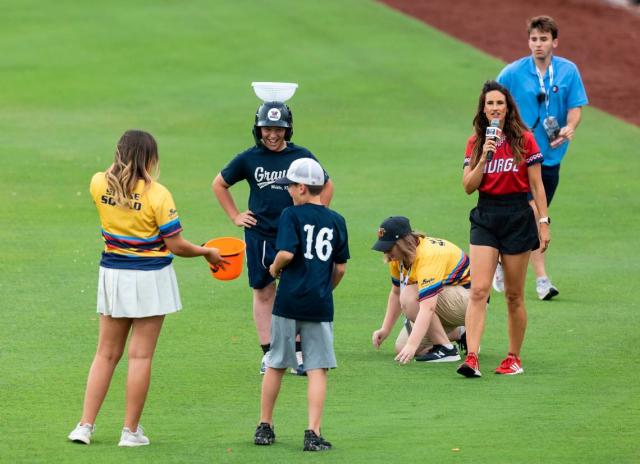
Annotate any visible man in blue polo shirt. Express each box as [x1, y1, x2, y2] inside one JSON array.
[[212, 100, 334, 373], [496, 15, 588, 300]]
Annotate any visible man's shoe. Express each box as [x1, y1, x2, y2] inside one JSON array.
[[495, 353, 524, 375], [536, 277, 559, 300], [118, 426, 150, 447], [254, 422, 275, 445], [457, 353, 482, 378], [492, 263, 505, 292], [303, 429, 332, 451], [415, 344, 460, 362], [260, 352, 270, 375], [68, 423, 94, 445]]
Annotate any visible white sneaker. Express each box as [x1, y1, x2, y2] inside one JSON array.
[[118, 426, 150, 447], [260, 352, 270, 375], [536, 277, 559, 301], [290, 350, 306, 376], [68, 423, 94, 445], [492, 263, 505, 292]]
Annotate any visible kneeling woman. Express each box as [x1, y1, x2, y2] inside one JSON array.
[[458, 81, 550, 378], [371, 216, 470, 363]]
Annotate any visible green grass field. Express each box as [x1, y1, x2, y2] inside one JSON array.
[[1, 1, 639, 462]]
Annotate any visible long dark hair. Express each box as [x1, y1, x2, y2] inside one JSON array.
[[469, 81, 529, 169], [105, 130, 159, 207]]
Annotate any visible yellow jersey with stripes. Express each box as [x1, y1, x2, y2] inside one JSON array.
[[389, 237, 470, 301], [90, 172, 183, 270]]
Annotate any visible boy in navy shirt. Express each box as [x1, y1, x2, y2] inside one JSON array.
[[212, 100, 334, 373], [253, 158, 349, 452]]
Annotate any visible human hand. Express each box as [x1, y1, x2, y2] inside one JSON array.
[[205, 248, 230, 269], [372, 328, 389, 349], [539, 224, 551, 253], [550, 126, 574, 148], [269, 263, 281, 279], [233, 210, 257, 228], [394, 343, 417, 365], [482, 138, 497, 160]]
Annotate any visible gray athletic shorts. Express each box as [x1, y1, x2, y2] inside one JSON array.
[[269, 315, 337, 370]]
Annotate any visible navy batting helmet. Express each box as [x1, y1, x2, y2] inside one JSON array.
[[252, 101, 293, 145]]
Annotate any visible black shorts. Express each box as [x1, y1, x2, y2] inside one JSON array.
[[244, 232, 277, 289], [470, 193, 539, 255], [527, 164, 560, 206]]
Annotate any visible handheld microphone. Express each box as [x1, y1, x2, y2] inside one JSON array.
[[485, 119, 502, 161]]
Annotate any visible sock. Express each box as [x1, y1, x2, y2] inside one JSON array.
[[443, 343, 454, 350], [261, 343, 270, 354], [295, 341, 302, 353]]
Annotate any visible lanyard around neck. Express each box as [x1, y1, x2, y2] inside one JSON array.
[[399, 262, 411, 288], [535, 63, 554, 113]]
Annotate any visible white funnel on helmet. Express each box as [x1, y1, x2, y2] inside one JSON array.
[[251, 82, 298, 102]]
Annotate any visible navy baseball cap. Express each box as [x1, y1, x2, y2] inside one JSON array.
[[372, 216, 412, 252]]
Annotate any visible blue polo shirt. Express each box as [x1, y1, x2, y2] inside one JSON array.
[[220, 143, 326, 239], [497, 55, 588, 166], [273, 204, 350, 322]]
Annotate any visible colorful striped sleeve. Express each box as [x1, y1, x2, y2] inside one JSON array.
[[158, 218, 182, 238]]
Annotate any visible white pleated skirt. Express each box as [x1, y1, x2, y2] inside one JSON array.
[[97, 264, 182, 318]]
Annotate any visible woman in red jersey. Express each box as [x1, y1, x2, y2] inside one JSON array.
[[457, 81, 550, 378]]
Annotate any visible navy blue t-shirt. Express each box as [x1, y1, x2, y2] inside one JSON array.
[[273, 204, 349, 322], [220, 143, 326, 239]]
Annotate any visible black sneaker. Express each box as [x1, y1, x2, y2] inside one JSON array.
[[415, 344, 461, 362], [457, 331, 467, 356], [303, 430, 332, 451], [254, 422, 275, 445]]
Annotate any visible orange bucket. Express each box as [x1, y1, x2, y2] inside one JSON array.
[[204, 237, 246, 281]]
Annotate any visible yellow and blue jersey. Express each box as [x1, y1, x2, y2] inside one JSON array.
[[90, 172, 182, 270], [389, 237, 470, 301]]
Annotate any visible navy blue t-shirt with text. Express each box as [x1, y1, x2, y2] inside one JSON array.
[[273, 204, 349, 322], [220, 143, 326, 239]]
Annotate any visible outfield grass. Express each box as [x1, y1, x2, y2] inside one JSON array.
[[1, 1, 638, 463]]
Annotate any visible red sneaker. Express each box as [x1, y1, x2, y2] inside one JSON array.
[[495, 354, 524, 375], [457, 353, 481, 377]]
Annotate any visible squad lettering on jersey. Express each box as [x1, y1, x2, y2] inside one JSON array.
[[90, 172, 182, 270], [220, 143, 328, 238], [463, 131, 543, 195]]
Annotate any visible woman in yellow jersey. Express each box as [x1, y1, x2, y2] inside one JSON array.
[[371, 216, 471, 364], [68, 130, 226, 447]]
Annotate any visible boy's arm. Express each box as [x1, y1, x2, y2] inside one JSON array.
[[269, 250, 294, 278], [212, 173, 257, 228], [331, 262, 346, 289]]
